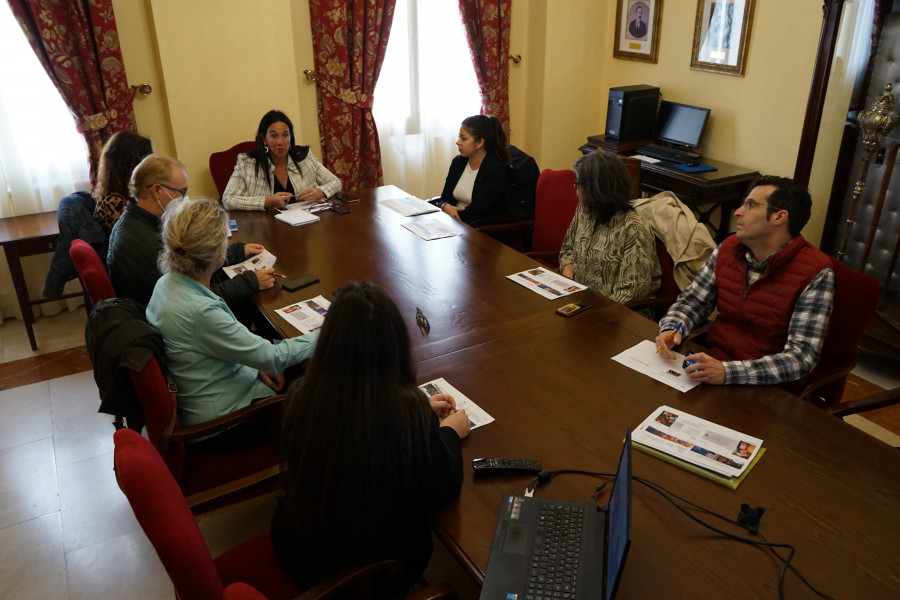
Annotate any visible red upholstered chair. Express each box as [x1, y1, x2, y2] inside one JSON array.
[[784, 257, 881, 407], [69, 238, 116, 307], [625, 236, 680, 320], [114, 429, 459, 600], [129, 356, 282, 513], [524, 169, 579, 269], [210, 141, 256, 198]]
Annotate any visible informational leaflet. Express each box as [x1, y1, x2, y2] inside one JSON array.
[[274, 294, 331, 334], [634, 405, 763, 479], [611, 340, 701, 393], [506, 267, 587, 299], [377, 185, 440, 216], [222, 249, 277, 279], [402, 218, 461, 240], [419, 377, 494, 430]]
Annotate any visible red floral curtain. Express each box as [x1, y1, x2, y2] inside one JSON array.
[[457, 0, 512, 135], [309, 0, 396, 190], [8, 0, 136, 184]]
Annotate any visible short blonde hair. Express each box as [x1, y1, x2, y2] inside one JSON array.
[[158, 198, 228, 279], [130, 154, 185, 199]]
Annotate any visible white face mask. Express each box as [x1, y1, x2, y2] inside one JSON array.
[[157, 187, 189, 213]]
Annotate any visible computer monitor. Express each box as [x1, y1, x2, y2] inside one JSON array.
[[654, 101, 711, 149]]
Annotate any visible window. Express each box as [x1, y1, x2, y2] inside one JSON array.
[[0, 1, 90, 218], [373, 0, 481, 199]]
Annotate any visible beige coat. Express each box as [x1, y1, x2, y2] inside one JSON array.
[[633, 191, 717, 290]]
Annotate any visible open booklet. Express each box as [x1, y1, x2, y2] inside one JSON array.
[[506, 267, 587, 299], [377, 184, 440, 216], [274, 294, 331, 334], [419, 377, 494, 430], [633, 405, 765, 488], [222, 249, 277, 279]]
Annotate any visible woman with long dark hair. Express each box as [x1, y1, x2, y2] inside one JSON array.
[[434, 114, 509, 223], [271, 282, 469, 596], [222, 110, 341, 210], [559, 151, 660, 303], [93, 130, 153, 230]]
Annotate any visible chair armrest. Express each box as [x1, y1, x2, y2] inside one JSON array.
[[789, 351, 858, 407], [827, 386, 900, 418], [406, 583, 459, 600], [296, 559, 403, 600], [472, 218, 533, 234], [169, 394, 285, 443]]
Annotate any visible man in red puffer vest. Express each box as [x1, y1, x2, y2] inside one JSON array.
[[655, 176, 834, 385]]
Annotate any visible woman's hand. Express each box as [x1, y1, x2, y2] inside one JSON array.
[[440, 409, 471, 439], [429, 393, 457, 419], [254, 267, 276, 290], [265, 192, 293, 209], [442, 204, 464, 222], [561, 264, 575, 279], [298, 188, 324, 203], [244, 243, 265, 257], [259, 371, 285, 392]]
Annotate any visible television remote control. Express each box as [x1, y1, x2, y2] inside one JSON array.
[[472, 458, 543, 474]]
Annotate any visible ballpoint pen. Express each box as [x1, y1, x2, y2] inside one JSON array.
[[656, 322, 683, 353]]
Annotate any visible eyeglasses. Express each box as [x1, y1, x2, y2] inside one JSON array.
[[149, 183, 188, 198], [741, 198, 767, 210]]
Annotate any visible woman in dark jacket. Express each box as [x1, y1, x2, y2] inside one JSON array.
[[435, 114, 508, 223], [271, 282, 470, 597]]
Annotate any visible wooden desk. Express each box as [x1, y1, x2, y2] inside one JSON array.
[[418, 306, 900, 599], [232, 187, 900, 599], [230, 187, 613, 362], [0, 211, 80, 351], [580, 137, 759, 241]]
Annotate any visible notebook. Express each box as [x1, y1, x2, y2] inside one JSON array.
[[274, 208, 320, 227], [479, 429, 632, 600]]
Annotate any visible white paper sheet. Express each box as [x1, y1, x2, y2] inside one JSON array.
[[419, 377, 494, 430], [274, 294, 331, 333], [611, 340, 701, 392], [222, 249, 277, 279], [401, 218, 461, 240], [506, 267, 587, 299]]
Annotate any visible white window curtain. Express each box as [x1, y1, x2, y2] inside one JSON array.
[[373, 0, 481, 200], [0, 1, 91, 322]]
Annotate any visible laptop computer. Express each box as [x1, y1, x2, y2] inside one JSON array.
[[479, 429, 633, 600]]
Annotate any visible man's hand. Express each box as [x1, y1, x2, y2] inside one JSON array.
[[681, 352, 725, 385], [655, 329, 683, 360], [259, 371, 286, 392]]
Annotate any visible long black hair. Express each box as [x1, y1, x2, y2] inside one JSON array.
[[461, 114, 509, 163], [279, 282, 432, 543], [574, 152, 634, 225], [247, 110, 310, 179]]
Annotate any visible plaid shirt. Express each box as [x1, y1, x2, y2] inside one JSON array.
[[659, 245, 835, 385], [222, 152, 342, 211]]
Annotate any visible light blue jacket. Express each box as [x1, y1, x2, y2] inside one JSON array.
[[146, 271, 318, 425]]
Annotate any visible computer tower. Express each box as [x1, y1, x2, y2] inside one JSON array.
[[605, 85, 659, 140]]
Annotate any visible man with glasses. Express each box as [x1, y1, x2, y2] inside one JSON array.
[[108, 154, 274, 309], [655, 175, 835, 386]]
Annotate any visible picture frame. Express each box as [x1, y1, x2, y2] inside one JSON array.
[[690, 0, 755, 76], [613, 0, 662, 63]]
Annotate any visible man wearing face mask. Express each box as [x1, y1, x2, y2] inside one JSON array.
[[108, 154, 273, 309]]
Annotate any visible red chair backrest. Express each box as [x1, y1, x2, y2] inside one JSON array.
[[114, 429, 223, 599], [69, 239, 116, 306], [128, 356, 185, 480], [531, 169, 579, 255], [210, 141, 256, 198], [654, 237, 679, 298]]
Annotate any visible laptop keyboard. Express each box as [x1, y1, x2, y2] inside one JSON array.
[[636, 143, 700, 164], [527, 504, 584, 599]]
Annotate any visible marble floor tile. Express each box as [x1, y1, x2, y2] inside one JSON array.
[[0, 437, 58, 529], [50, 372, 113, 467], [0, 512, 68, 600], [57, 451, 139, 554], [0, 380, 51, 451], [65, 529, 172, 600]]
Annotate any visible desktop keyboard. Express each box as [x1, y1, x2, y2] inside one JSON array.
[[636, 143, 701, 164], [527, 504, 584, 599]]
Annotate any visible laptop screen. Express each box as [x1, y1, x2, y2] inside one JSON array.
[[654, 101, 711, 149], [605, 428, 633, 600]]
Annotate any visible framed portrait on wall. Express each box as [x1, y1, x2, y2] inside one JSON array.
[[690, 0, 755, 76], [613, 0, 662, 63]]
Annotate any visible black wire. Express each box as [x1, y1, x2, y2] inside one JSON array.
[[526, 468, 835, 600]]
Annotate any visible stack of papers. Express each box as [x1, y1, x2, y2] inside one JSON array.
[[377, 185, 439, 216], [222, 249, 277, 279], [633, 405, 765, 488], [506, 267, 587, 299], [274, 294, 331, 333]]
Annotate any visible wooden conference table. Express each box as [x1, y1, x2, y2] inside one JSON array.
[[229, 187, 900, 599]]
